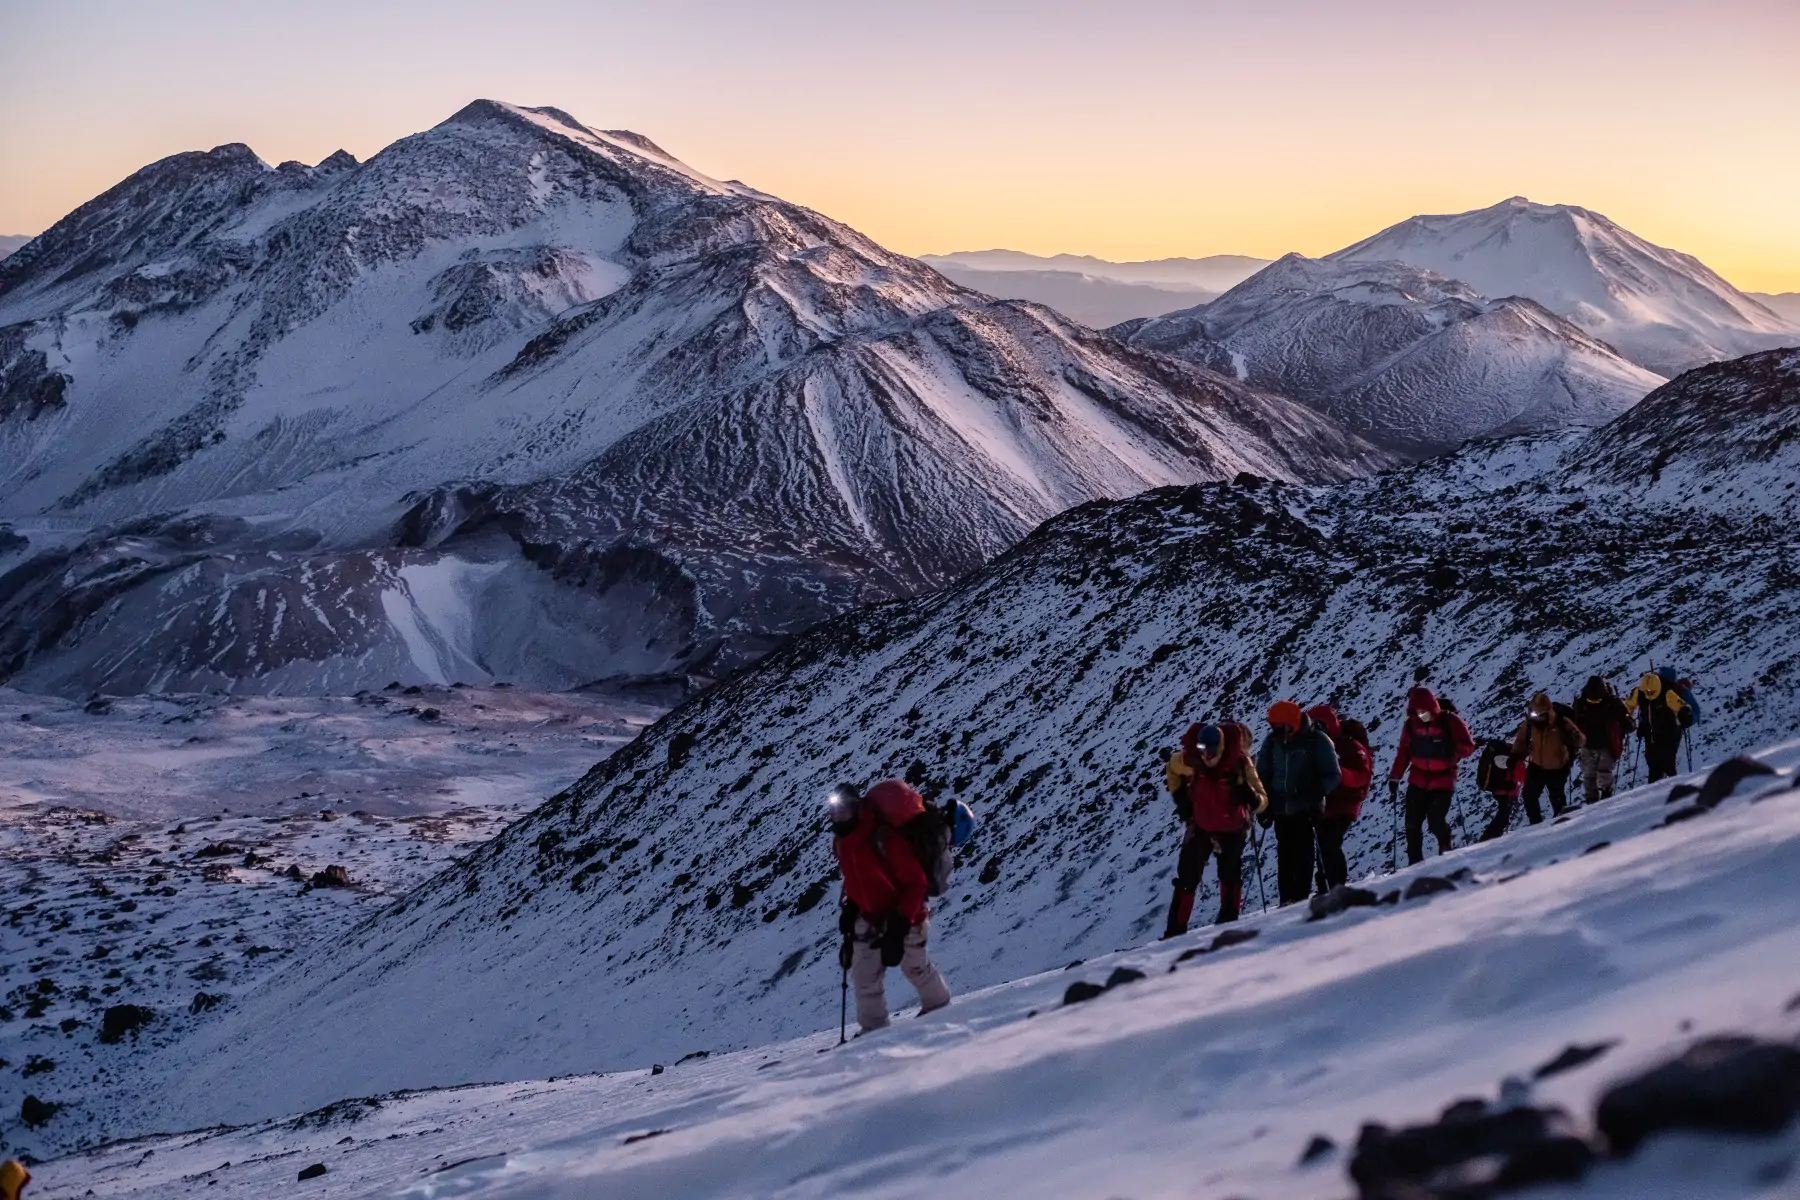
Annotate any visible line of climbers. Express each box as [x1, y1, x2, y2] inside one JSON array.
[[1157, 669, 1697, 939], [819, 670, 1696, 1033]]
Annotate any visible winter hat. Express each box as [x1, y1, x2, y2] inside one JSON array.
[[864, 779, 926, 826], [1267, 700, 1303, 731], [1528, 691, 1553, 721], [1639, 671, 1663, 699], [1407, 687, 1442, 719], [1196, 724, 1223, 754], [1305, 703, 1341, 738], [1580, 675, 1609, 702]]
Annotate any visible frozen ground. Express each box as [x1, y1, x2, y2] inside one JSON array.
[[0, 684, 663, 1154], [25, 738, 1800, 1199]]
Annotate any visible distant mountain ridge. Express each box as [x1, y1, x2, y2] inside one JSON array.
[[0, 235, 28, 260], [920, 251, 1271, 326], [0, 101, 1384, 696], [1119, 253, 1661, 453], [1329, 197, 1800, 376], [1751, 292, 1800, 324]]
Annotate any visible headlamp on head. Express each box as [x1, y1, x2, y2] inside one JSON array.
[[825, 783, 862, 830]]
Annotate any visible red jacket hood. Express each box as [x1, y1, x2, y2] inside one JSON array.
[[1306, 704, 1342, 739]]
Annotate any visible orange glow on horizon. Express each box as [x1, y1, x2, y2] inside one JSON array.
[[3, 0, 1797, 292]]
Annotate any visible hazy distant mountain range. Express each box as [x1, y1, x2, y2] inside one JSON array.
[[0, 235, 31, 259], [920, 250, 1270, 326], [1752, 292, 1800, 323]]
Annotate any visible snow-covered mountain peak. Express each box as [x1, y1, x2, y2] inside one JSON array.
[[1329, 197, 1800, 376], [0, 102, 1385, 696], [1120, 253, 1659, 453]]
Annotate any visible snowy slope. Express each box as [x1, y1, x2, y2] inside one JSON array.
[[81, 352, 1800, 1140], [1329, 197, 1800, 377], [0, 683, 665, 1162], [0, 102, 1385, 697], [34, 742, 1800, 1199], [1121, 254, 1660, 453]]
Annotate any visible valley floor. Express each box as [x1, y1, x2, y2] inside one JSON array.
[[25, 738, 1800, 1199], [0, 685, 664, 1159]]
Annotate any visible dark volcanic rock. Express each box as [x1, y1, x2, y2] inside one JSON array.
[[98, 1003, 153, 1044], [1349, 1101, 1594, 1198], [1596, 1035, 1800, 1155], [1309, 884, 1379, 920]]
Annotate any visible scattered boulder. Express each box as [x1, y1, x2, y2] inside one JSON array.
[[284, 864, 304, 881], [1403, 876, 1457, 901], [1309, 885, 1379, 920], [1533, 1041, 1617, 1080], [1065, 964, 1150, 1003], [1696, 756, 1777, 808], [190, 992, 223, 1015], [1173, 926, 1260, 964], [98, 1003, 153, 1044], [1666, 783, 1700, 805], [417, 707, 442, 722], [309, 865, 351, 888], [1596, 1035, 1800, 1155], [1663, 805, 1707, 826], [1581, 842, 1611, 856], [192, 842, 238, 858], [297, 1163, 327, 1180], [20, 1094, 59, 1128], [1349, 1100, 1593, 1198], [83, 697, 112, 715]]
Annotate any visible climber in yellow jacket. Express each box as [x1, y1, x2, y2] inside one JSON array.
[[1, 1158, 30, 1200]]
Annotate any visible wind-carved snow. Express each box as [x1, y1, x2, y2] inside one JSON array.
[[0, 100, 1385, 697]]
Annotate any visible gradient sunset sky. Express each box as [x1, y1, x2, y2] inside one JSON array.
[[4, 0, 1797, 289]]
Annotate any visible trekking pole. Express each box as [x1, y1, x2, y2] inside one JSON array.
[[839, 966, 848, 1045], [1249, 823, 1271, 912]]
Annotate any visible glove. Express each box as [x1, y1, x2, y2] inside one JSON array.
[[1388, 780, 1401, 804], [838, 900, 859, 938], [1256, 812, 1273, 830], [838, 936, 854, 971], [880, 914, 908, 968]]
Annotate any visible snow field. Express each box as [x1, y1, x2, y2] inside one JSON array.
[[29, 740, 1800, 1198], [0, 684, 663, 1157]]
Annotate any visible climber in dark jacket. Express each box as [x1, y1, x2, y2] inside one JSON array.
[[1255, 701, 1341, 905]]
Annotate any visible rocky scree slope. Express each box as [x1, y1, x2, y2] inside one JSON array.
[[106, 351, 1800, 1137], [1329, 196, 1800, 377], [1120, 254, 1660, 454], [0, 101, 1384, 696]]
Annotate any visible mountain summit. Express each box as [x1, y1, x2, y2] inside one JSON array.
[[1120, 253, 1661, 453], [0, 101, 1384, 695], [1328, 196, 1800, 376]]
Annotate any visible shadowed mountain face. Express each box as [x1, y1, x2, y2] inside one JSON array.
[[1120, 254, 1662, 455], [103, 349, 1800, 1135], [0, 101, 1387, 696]]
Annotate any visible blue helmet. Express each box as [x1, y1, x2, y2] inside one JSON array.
[[952, 801, 976, 847]]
